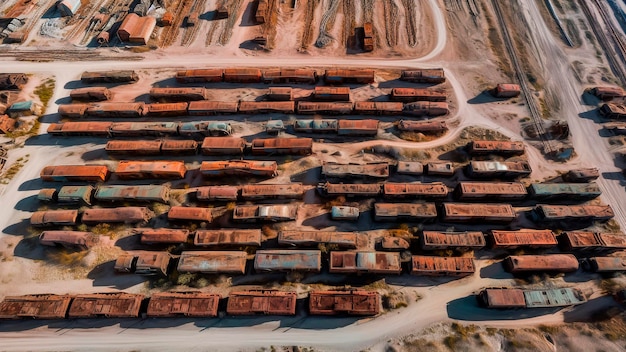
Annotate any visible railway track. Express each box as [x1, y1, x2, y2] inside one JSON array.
[[383, 1, 399, 47], [491, 0, 554, 154], [162, 0, 193, 47], [581, 0, 626, 86], [180, 0, 203, 46], [401, 0, 417, 47]]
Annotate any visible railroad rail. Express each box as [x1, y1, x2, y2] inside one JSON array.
[[491, 0, 554, 154], [180, 0, 203, 46]]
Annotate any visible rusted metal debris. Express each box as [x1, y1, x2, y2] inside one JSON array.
[[380, 237, 410, 251], [309, 290, 380, 316], [411, 256, 475, 277], [582, 256, 626, 273], [227, 290, 297, 315], [441, 203, 516, 222], [40, 165, 109, 182], [559, 231, 626, 251], [168, 206, 213, 222], [147, 292, 220, 317], [454, 182, 527, 200], [82, 207, 153, 224], [135, 228, 190, 245], [114, 251, 171, 276], [68, 293, 144, 318], [322, 162, 389, 179], [177, 251, 247, 274]]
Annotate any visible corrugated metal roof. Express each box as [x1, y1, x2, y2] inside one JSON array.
[[523, 288, 586, 308]]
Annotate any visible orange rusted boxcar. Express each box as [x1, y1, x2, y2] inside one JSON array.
[[297, 101, 354, 115], [223, 68, 262, 83], [200, 160, 277, 177], [58, 104, 88, 118], [411, 256, 475, 277], [39, 231, 98, 250], [47, 121, 113, 137], [85, 102, 145, 118], [454, 182, 528, 200], [161, 139, 198, 155], [105, 140, 162, 155], [194, 229, 262, 247], [81, 70, 139, 83], [149, 87, 208, 102], [503, 254, 579, 273], [251, 138, 313, 155], [144, 102, 188, 117], [68, 293, 144, 318], [262, 69, 318, 84], [114, 252, 171, 276], [468, 140, 525, 156], [532, 204, 614, 222], [398, 120, 448, 133], [233, 204, 298, 222], [238, 101, 296, 114], [201, 137, 246, 155], [583, 256, 626, 273], [337, 119, 379, 136], [353, 101, 403, 115], [82, 207, 152, 224], [136, 228, 190, 244], [227, 290, 296, 315], [278, 230, 359, 249], [400, 69, 446, 84], [374, 203, 437, 222], [0, 294, 72, 319], [559, 231, 626, 252], [177, 251, 247, 274], [309, 290, 380, 316], [390, 88, 446, 102], [267, 87, 293, 101], [329, 251, 401, 274], [41, 165, 110, 182], [115, 160, 186, 179], [109, 122, 179, 137], [241, 183, 304, 200], [254, 250, 322, 272], [168, 206, 212, 222], [403, 101, 449, 116], [30, 210, 79, 227], [70, 87, 111, 102], [490, 229, 558, 249], [187, 101, 239, 115], [493, 83, 521, 98], [314, 86, 351, 101], [382, 182, 448, 198], [147, 292, 221, 317], [175, 69, 224, 83], [196, 186, 239, 201], [420, 231, 486, 250], [441, 203, 516, 222]]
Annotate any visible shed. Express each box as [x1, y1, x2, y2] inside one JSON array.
[[117, 13, 156, 45], [8, 101, 42, 117]]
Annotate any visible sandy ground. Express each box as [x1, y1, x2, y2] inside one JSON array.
[[1, 0, 626, 351]]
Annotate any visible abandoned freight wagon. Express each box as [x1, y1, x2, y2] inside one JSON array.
[[329, 251, 401, 274], [558, 231, 626, 252], [297, 101, 354, 115], [30, 210, 79, 227], [199, 160, 278, 177], [390, 88, 446, 102], [37, 188, 58, 202], [109, 122, 179, 137], [175, 69, 224, 83], [223, 68, 262, 83], [331, 206, 360, 221], [226, 290, 297, 316], [313, 86, 351, 101], [69, 87, 111, 102], [478, 287, 587, 309], [374, 203, 438, 222], [136, 228, 190, 245], [353, 101, 403, 115], [467, 140, 525, 156], [400, 69, 446, 84], [582, 256, 626, 273], [441, 203, 517, 222], [194, 229, 262, 247], [278, 231, 359, 249], [382, 182, 448, 199], [82, 207, 152, 224], [179, 121, 232, 138], [167, 206, 213, 222], [250, 138, 313, 155], [201, 137, 246, 155], [105, 140, 163, 155], [294, 119, 338, 133], [0, 294, 72, 319], [318, 182, 382, 197], [562, 168, 600, 182], [420, 231, 486, 251], [241, 183, 305, 200], [47, 121, 113, 137], [144, 103, 189, 117], [403, 101, 449, 116], [425, 162, 454, 176], [238, 101, 296, 114], [114, 252, 171, 276], [465, 161, 532, 179], [503, 254, 579, 274], [266, 87, 293, 101], [149, 88, 209, 102], [454, 182, 527, 200], [322, 162, 389, 179], [40, 165, 110, 182], [527, 183, 601, 200], [187, 101, 239, 115], [337, 119, 379, 136], [411, 256, 475, 277], [115, 160, 187, 179], [56, 185, 94, 204], [397, 161, 424, 175], [196, 186, 239, 202], [309, 290, 380, 316], [232, 204, 298, 222], [80, 70, 139, 84], [599, 103, 626, 119], [177, 251, 247, 274], [68, 293, 144, 318], [146, 292, 221, 317], [160, 140, 198, 155], [85, 103, 145, 118], [39, 231, 99, 250], [492, 84, 521, 98], [590, 86, 625, 100], [489, 229, 558, 249], [398, 120, 448, 134], [532, 204, 614, 222], [324, 69, 375, 84], [94, 185, 170, 203], [254, 250, 322, 272], [261, 69, 318, 84]]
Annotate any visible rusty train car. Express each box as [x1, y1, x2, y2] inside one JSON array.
[[241, 183, 305, 200], [47, 121, 113, 137], [187, 101, 239, 115], [313, 86, 351, 101], [201, 137, 246, 155], [309, 290, 380, 316], [254, 250, 322, 272], [107, 139, 198, 155], [227, 290, 297, 315], [266, 87, 293, 101], [493, 84, 521, 98], [94, 185, 170, 203], [582, 256, 626, 273], [85, 102, 146, 118], [318, 182, 382, 198], [58, 104, 89, 118], [467, 140, 525, 156], [196, 186, 239, 201], [175, 69, 224, 83], [400, 69, 446, 84], [232, 204, 298, 222], [82, 207, 152, 224], [489, 229, 558, 249], [329, 251, 401, 274], [0, 294, 73, 319], [337, 119, 379, 136], [354, 101, 403, 115], [403, 101, 449, 116], [294, 119, 338, 133], [238, 101, 296, 114], [251, 138, 313, 155], [322, 162, 389, 179], [478, 287, 587, 309], [168, 206, 213, 222], [374, 203, 438, 222], [411, 256, 475, 277], [149, 88, 209, 102], [454, 182, 527, 200], [297, 101, 354, 115], [278, 231, 359, 249], [80, 70, 139, 84], [559, 231, 626, 252], [194, 229, 262, 247], [40, 165, 110, 182], [420, 231, 486, 251], [503, 254, 579, 274], [563, 168, 600, 182], [68, 293, 144, 318], [324, 69, 375, 84], [147, 292, 220, 317], [30, 210, 79, 227], [390, 88, 446, 102], [70, 87, 111, 102], [115, 252, 171, 276], [109, 122, 180, 137], [177, 251, 247, 274], [262, 69, 318, 84], [115, 160, 186, 179], [136, 228, 191, 245], [590, 86, 625, 100], [223, 68, 262, 83], [599, 103, 626, 119], [532, 204, 614, 222], [39, 231, 99, 250], [465, 161, 532, 179], [199, 160, 277, 177], [382, 182, 448, 198], [145, 102, 189, 117], [527, 182, 601, 200], [441, 203, 517, 222], [398, 120, 448, 134]]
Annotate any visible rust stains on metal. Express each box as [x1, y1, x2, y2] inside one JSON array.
[[354, 101, 403, 115], [227, 290, 297, 315], [149, 88, 208, 102], [477, 288, 527, 309], [337, 119, 379, 136], [267, 87, 293, 101], [177, 251, 247, 274], [441, 203, 516, 222], [380, 237, 410, 250], [168, 206, 213, 222], [233, 204, 298, 222], [590, 86, 625, 100], [145, 102, 189, 117], [468, 140, 525, 155], [558, 231, 626, 251], [533, 204, 614, 221], [278, 231, 359, 249], [262, 69, 318, 84], [238, 101, 296, 114], [313, 86, 351, 101], [251, 138, 313, 155], [425, 162, 454, 176], [196, 186, 239, 201], [223, 68, 262, 83], [40, 165, 109, 182], [309, 290, 380, 316], [85, 102, 146, 118], [175, 69, 224, 83], [188, 101, 239, 115], [563, 168, 600, 182], [57, 185, 94, 204], [390, 88, 446, 102], [58, 104, 88, 118], [374, 203, 437, 222], [105, 140, 162, 155], [114, 251, 171, 276], [47, 121, 112, 137], [136, 228, 190, 245], [115, 160, 186, 179], [147, 292, 220, 317], [383, 182, 448, 198], [0, 294, 72, 319], [503, 254, 579, 273], [82, 207, 153, 224], [403, 101, 449, 117], [319, 182, 382, 197], [70, 87, 111, 102], [68, 293, 144, 318], [455, 182, 527, 200], [397, 161, 424, 175], [411, 256, 475, 277], [493, 84, 521, 98], [398, 120, 447, 133], [80, 71, 139, 84], [490, 229, 558, 249], [95, 185, 170, 203], [200, 160, 277, 177], [254, 250, 322, 272], [466, 161, 532, 179], [117, 13, 156, 45], [39, 231, 98, 250], [194, 229, 262, 247], [241, 183, 305, 200], [297, 101, 354, 115], [322, 162, 389, 179], [201, 137, 246, 155], [583, 257, 626, 273], [420, 231, 486, 250], [329, 251, 402, 274], [109, 122, 179, 137], [400, 69, 446, 84], [30, 210, 79, 227], [161, 140, 198, 154]]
